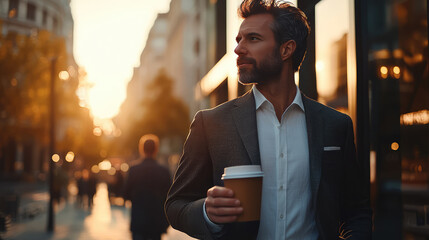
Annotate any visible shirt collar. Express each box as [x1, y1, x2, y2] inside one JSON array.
[[252, 85, 305, 112]]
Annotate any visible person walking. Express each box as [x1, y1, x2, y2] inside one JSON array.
[[165, 0, 372, 239], [124, 134, 171, 240]]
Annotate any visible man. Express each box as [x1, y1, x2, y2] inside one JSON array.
[[165, 0, 371, 239], [124, 134, 171, 240]]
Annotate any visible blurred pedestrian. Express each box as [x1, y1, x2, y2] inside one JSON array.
[[87, 171, 97, 209], [123, 134, 171, 240], [77, 169, 97, 210], [76, 171, 85, 208], [109, 170, 124, 199], [52, 166, 69, 205]]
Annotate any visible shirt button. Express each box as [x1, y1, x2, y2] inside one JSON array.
[[279, 185, 284, 190], [280, 153, 284, 158], [280, 214, 284, 219]]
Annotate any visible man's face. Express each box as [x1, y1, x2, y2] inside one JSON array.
[[235, 13, 283, 85]]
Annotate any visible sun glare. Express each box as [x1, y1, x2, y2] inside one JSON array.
[[71, 0, 171, 120], [87, 85, 124, 119]]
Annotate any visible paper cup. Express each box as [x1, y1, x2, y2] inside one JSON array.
[[222, 165, 263, 222]]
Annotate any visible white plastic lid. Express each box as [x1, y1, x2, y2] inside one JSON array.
[[221, 165, 264, 180]]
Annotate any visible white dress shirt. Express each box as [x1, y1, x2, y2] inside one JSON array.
[[254, 86, 318, 240]]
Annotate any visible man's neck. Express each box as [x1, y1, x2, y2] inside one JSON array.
[[256, 72, 297, 121]]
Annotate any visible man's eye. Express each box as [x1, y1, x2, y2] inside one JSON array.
[[250, 37, 260, 41]]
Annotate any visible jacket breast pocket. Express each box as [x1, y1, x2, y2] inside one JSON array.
[[323, 149, 342, 165], [322, 149, 342, 185]]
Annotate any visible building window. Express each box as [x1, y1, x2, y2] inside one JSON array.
[[214, 0, 226, 63], [42, 10, 47, 26], [8, 0, 19, 18], [26, 3, 36, 21], [52, 17, 58, 33]]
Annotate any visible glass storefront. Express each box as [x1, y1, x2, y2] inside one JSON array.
[[367, 0, 428, 238], [315, 0, 428, 238]]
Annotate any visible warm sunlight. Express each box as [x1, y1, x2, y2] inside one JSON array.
[[71, 0, 171, 120], [315, 0, 349, 99]]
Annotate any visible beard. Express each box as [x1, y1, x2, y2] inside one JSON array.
[[237, 48, 283, 85]]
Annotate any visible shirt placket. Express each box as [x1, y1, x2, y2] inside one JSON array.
[[276, 117, 287, 239]]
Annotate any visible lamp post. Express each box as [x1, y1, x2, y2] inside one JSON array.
[[47, 57, 57, 232], [47, 59, 70, 232]]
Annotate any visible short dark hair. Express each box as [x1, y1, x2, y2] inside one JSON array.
[[238, 0, 310, 72], [139, 134, 159, 157]]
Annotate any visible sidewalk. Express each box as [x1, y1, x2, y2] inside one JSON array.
[[1, 182, 195, 240]]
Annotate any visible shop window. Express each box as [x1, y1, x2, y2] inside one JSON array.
[[367, 0, 428, 238], [315, 0, 350, 115]]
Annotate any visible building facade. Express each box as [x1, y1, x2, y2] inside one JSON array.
[[0, 0, 74, 55]]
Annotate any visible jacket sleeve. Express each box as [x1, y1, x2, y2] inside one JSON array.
[[341, 116, 372, 239], [165, 111, 218, 239]]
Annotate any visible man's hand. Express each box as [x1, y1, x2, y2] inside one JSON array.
[[205, 186, 243, 224]]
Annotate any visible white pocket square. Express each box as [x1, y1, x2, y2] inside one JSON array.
[[324, 146, 341, 151]]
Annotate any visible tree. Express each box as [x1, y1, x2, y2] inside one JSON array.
[[114, 69, 190, 158], [0, 30, 99, 177], [0, 30, 69, 143]]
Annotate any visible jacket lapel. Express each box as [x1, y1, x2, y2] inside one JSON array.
[[302, 94, 323, 202], [232, 91, 261, 166]]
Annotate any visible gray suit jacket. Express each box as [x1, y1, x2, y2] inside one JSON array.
[[165, 90, 371, 240]]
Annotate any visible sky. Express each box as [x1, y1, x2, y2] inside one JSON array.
[[70, 0, 171, 120]]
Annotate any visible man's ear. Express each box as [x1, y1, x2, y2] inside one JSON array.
[[280, 40, 296, 61]]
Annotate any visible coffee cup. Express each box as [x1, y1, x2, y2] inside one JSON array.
[[221, 165, 263, 222]]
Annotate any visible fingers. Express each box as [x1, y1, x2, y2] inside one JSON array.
[[205, 186, 243, 223]]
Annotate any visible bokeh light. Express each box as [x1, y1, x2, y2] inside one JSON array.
[[58, 70, 70, 81], [120, 163, 129, 172], [107, 167, 116, 175], [98, 159, 111, 170], [91, 165, 100, 174], [52, 154, 60, 162], [93, 127, 102, 136], [65, 151, 75, 162], [391, 142, 399, 151], [380, 66, 388, 79]]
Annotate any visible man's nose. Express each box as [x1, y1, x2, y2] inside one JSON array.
[[234, 42, 247, 55]]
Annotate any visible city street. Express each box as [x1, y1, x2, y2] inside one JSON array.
[[1, 183, 195, 240]]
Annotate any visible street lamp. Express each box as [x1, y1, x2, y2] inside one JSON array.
[[47, 59, 70, 232], [47, 57, 57, 232]]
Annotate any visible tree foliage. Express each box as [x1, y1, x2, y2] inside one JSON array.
[[114, 69, 190, 157], [0, 30, 100, 168], [139, 69, 190, 138], [0, 30, 69, 142]]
